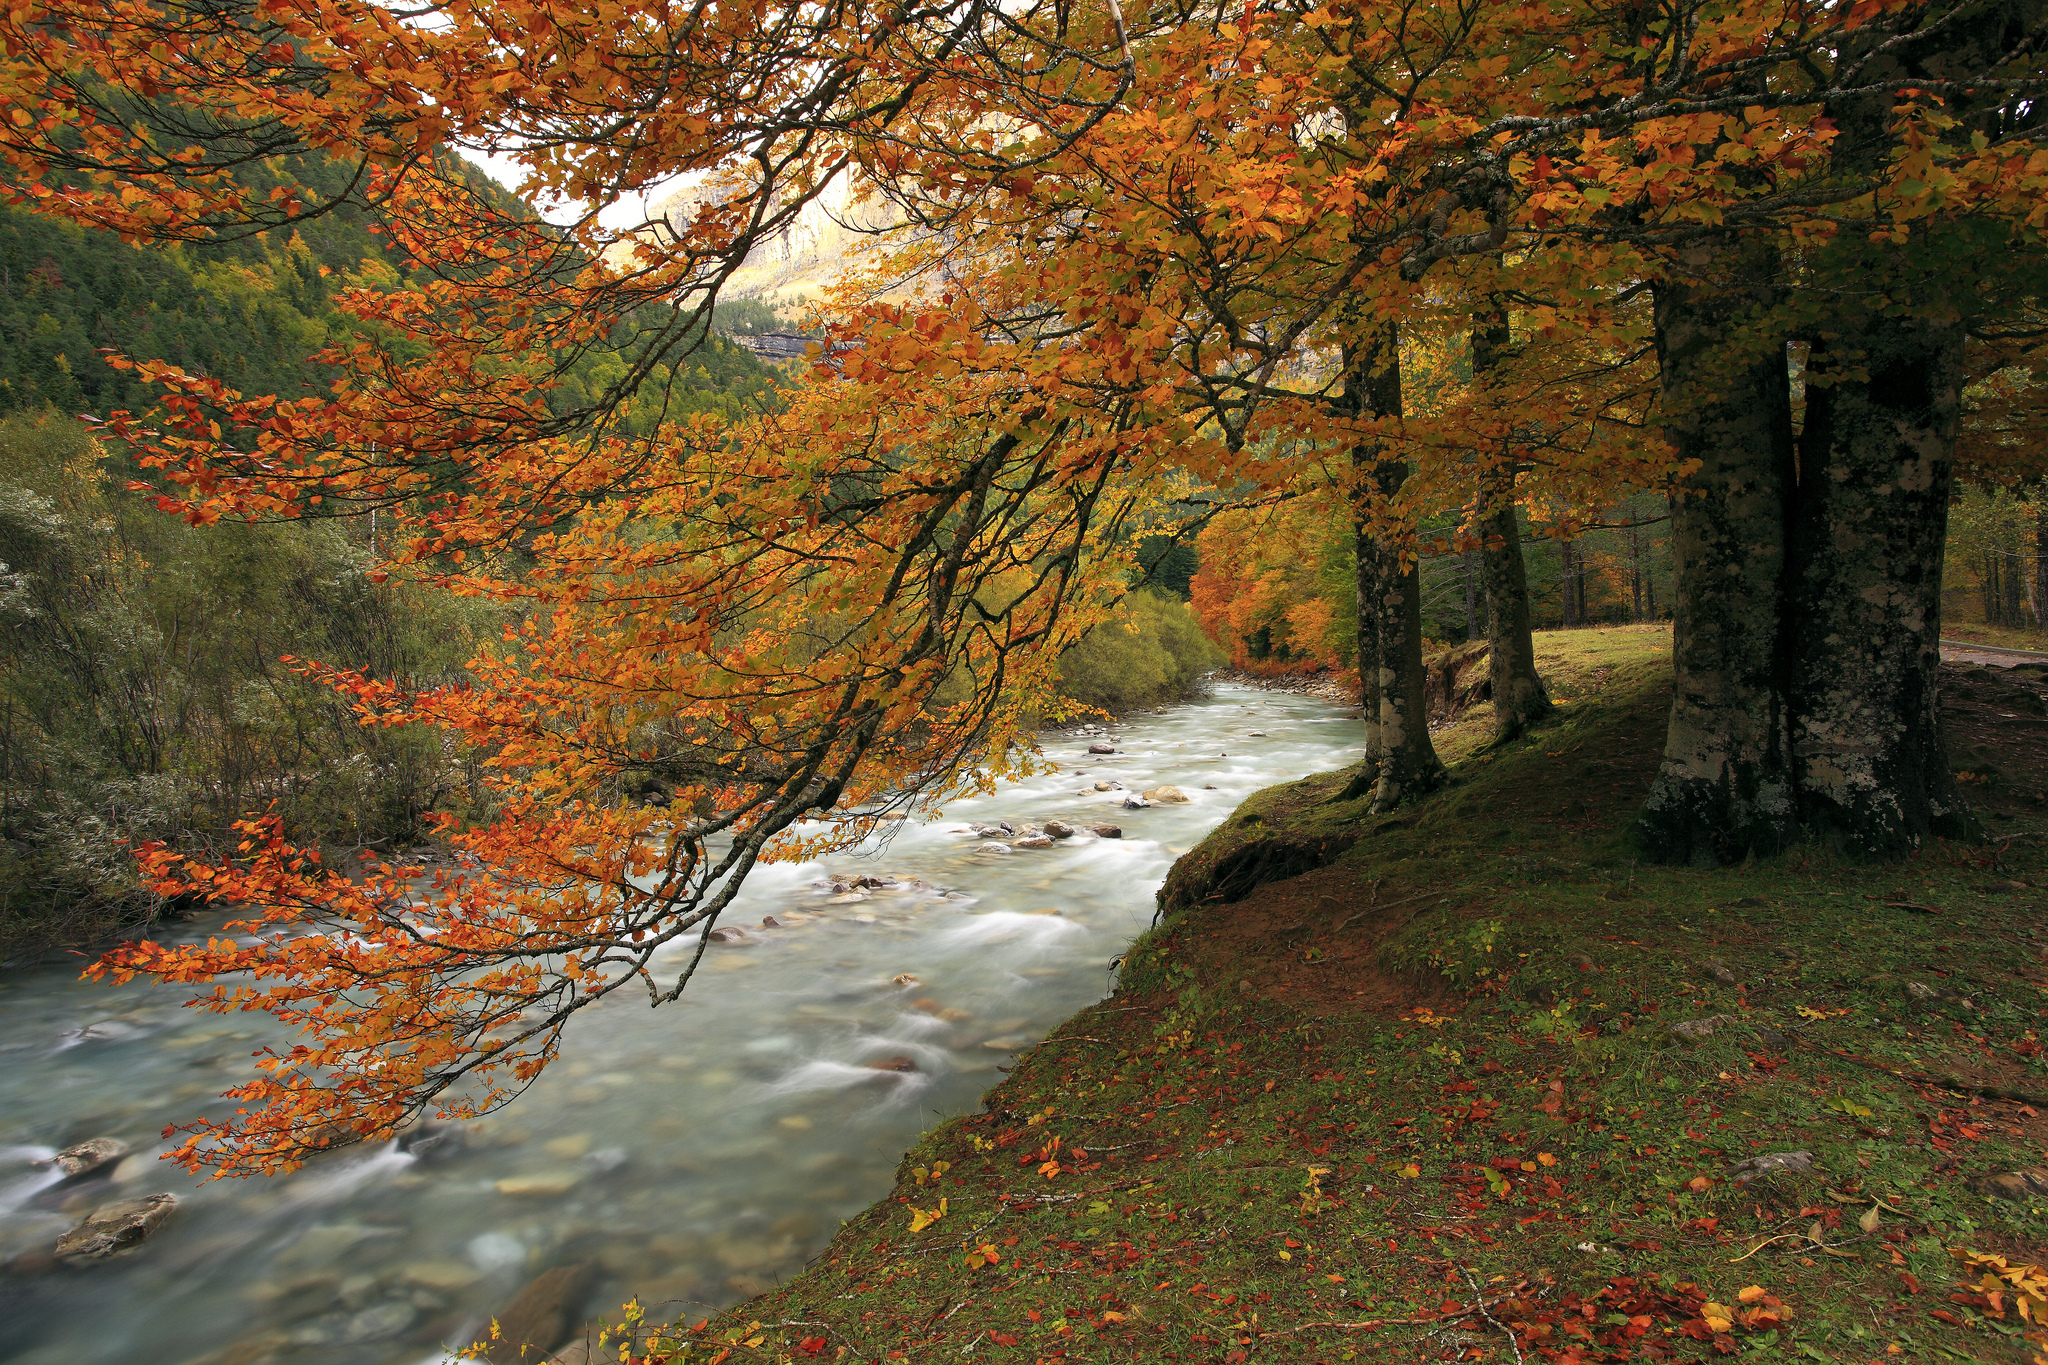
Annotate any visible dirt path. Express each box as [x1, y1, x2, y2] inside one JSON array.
[[1942, 638, 2048, 668]]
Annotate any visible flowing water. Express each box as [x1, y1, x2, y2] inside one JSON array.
[[0, 683, 1359, 1365]]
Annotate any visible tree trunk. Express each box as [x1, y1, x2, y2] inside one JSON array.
[[1470, 303, 1552, 743], [1787, 311, 1977, 853], [1558, 538, 1579, 627], [1347, 324, 1444, 812], [1461, 549, 1482, 641], [1638, 239, 1799, 865], [1477, 479, 1551, 743]]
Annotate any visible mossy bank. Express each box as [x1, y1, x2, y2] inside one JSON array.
[[571, 626, 2048, 1365]]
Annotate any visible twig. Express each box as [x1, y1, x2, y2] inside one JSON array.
[[1729, 1232, 1803, 1262], [1465, 1269, 1525, 1365]]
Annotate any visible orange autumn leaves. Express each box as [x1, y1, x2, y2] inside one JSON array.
[[2, 0, 2044, 1176]]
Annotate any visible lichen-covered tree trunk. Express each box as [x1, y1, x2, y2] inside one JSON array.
[[1787, 310, 1978, 854], [1471, 306, 1551, 744], [1337, 325, 1444, 810], [1639, 241, 1799, 865], [1358, 326, 1445, 811]]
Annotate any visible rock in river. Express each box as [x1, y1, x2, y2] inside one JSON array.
[[54, 1193, 178, 1262], [53, 1137, 127, 1177], [1086, 743, 1117, 754], [1042, 819, 1075, 838], [1089, 824, 1122, 838], [1140, 785, 1190, 804], [471, 1261, 598, 1364], [975, 842, 1011, 855], [1015, 834, 1053, 848]]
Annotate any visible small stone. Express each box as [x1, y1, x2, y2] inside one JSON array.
[[1090, 824, 1123, 838], [1248, 730, 1266, 737], [1699, 958, 1739, 986], [402, 1260, 482, 1290], [981, 1037, 1028, 1051], [891, 973, 920, 987], [1093, 781, 1115, 791], [1015, 834, 1053, 848], [543, 1134, 591, 1160], [779, 1116, 814, 1130], [865, 1056, 918, 1073], [760, 916, 782, 928], [1727, 1151, 1815, 1184], [109, 1153, 155, 1184], [53, 1137, 128, 1178], [1236, 979, 1254, 995], [1140, 785, 1189, 803], [1970, 1167, 2048, 1200], [343, 1301, 417, 1343], [53, 1193, 178, 1262], [706, 926, 753, 943], [494, 1170, 586, 1198], [1670, 1014, 1735, 1042], [1043, 820, 1075, 838], [938, 1008, 973, 1023], [976, 842, 1011, 855], [1202, 785, 1218, 790], [1087, 743, 1117, 754], [1121, 795, 1150, 809]]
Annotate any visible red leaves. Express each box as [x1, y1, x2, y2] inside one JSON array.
[[796, 1336, 829, 1355]]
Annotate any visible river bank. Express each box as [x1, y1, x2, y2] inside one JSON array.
[[651, 626, 2048, 1365]]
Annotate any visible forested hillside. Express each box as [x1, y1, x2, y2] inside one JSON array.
[[0, 158, 785, 963]]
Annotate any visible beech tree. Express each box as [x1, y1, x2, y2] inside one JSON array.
[[3, 0, 2045, 1169]]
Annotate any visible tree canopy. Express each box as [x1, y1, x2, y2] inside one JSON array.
[[3, 0, 2043, 1173]]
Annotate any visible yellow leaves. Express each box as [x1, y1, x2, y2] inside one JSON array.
[[907, 1199, 947, 1232], [1700, 1302, 1734, 1333], [1952, 1248, 2048, 1324], [965, 1243, 1000, 1269]]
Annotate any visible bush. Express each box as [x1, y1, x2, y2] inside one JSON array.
[[1055, 590, 1223, 714]]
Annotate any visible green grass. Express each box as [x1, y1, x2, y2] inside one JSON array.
[[616, 627, 2048, 1365]]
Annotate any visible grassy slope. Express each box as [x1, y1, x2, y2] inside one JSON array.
[[627, 626, 2048, 1365]]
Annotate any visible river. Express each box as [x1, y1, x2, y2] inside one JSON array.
[[0, 682, 1359, 1365]]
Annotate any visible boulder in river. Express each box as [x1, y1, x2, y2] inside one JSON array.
[[975, 842, 1011, 855], [53, 1192, 178, 1262], [472, 1261, 598, 1364], [1015, 834, 1054, 848], [864, 1056, 919, 1073], [1043, 819, 1075, 838], [1089, 824, 1123, 838], [1141, 786, 1190, 804], [395, 1121, 465, 1162], [706, 926, 753, 943], [1087, 743, 1116, 754], [53, 1137, 127, 1178], [1121, 795, 1151, 809], [891, 973, 920, 987], [1092, 781, 1121, 792]]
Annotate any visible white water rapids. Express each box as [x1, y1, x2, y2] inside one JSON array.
[[0, 683, 1359, 1365]]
